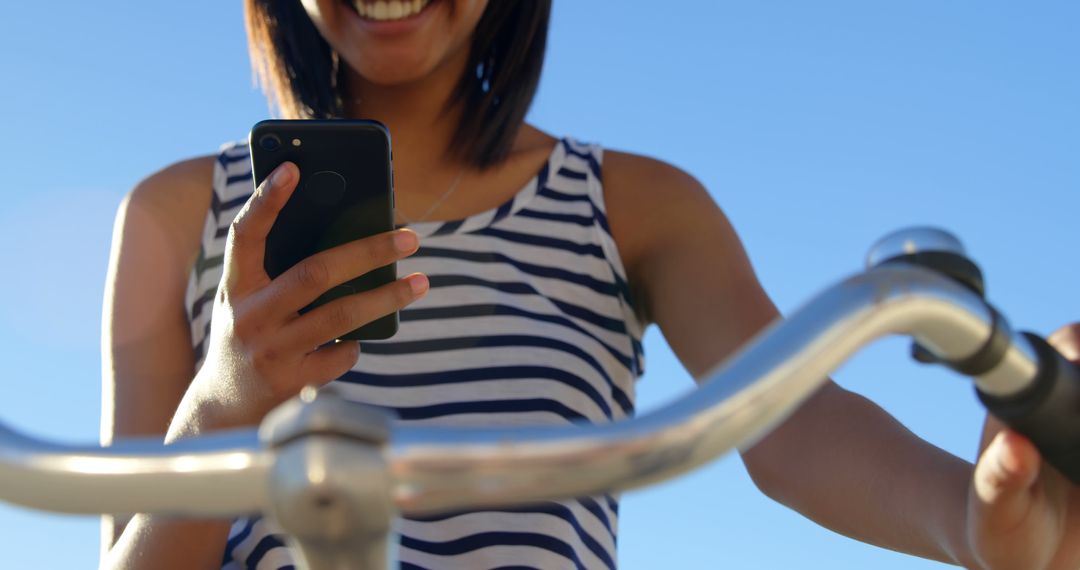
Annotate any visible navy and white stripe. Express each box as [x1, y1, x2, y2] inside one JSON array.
[[184, 137, 646, 569]]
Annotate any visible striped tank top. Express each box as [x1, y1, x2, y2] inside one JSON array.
[[184, 136, 647, 569]]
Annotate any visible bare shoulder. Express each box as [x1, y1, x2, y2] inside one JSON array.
[[601, 150, 731, 324], [122, 155, 217, 267], [127, 155, 216, 221], [601, 149, 719, 261], [602, 150, 706, 197]]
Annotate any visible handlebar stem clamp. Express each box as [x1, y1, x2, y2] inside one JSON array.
[[260, 387, 399, 570]]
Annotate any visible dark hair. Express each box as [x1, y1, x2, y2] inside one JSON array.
[[243, 0, 551, 168]]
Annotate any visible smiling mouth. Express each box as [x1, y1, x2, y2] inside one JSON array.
[[345, 0, 436, 21]]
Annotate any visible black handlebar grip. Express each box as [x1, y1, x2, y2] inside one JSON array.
[[976, 332, 1080, 485]]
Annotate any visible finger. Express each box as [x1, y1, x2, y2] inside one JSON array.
[[302, 339, 362, 385], [222, 162, 299, 292], [258, 228, 420, 319], [1047, 322, 1080, 361], [284, 273, 428, 352], [971, 429, 1042, 532]]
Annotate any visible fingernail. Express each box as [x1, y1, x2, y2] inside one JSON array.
[[407, 273, 429, 295], [394, 230, 419, 252], [268, 164, 290, 188]]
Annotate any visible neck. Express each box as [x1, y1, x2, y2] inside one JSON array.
[[342, 50, 470, 184]]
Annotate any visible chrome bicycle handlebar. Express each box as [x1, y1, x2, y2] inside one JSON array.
[[1, 228, 1077, 570], [0, 426, 269, 515]]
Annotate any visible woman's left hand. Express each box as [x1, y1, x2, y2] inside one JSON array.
[[966, 323, 1080, 570]]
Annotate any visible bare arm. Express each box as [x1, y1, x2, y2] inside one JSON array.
[[99, 156, 234, 568], [101, 159, 428, 569], [603, 152, 977, 566]]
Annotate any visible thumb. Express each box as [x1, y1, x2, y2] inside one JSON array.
[[971, 429, 1042, 530]]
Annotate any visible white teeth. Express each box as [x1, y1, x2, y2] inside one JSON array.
[[353, 0, 430, 21]]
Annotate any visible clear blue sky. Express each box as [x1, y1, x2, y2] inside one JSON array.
[[0, 1, 1077, 568]]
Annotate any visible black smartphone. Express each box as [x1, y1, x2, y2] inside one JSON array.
[[249, 119, 398, 340]]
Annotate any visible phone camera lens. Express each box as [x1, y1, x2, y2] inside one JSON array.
[[259, 134, 281, 151]]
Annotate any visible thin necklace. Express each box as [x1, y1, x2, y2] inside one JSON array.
[[396, 168, 467, 224]]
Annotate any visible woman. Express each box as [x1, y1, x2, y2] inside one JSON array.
[[100, 1, 1079, 568]]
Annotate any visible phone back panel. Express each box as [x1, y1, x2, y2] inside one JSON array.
[[249, 119, 397, 340]]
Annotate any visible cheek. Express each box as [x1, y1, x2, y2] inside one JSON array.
[[453, 0, 489, 34], [456, 0, 489, 16]]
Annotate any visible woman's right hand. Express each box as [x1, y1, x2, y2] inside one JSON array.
[[174, 161, 428, 434]]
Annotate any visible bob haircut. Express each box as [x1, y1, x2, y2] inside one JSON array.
[[243, 0, 552, 169]]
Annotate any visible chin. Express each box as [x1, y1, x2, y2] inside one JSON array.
[[348, 52, 441, 86]]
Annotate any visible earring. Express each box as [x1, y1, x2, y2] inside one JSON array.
[[476, 50, 495, 95]]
